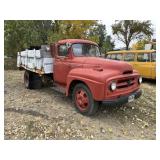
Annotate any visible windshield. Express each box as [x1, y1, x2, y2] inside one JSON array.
[[72, 43, 100, 57], [151, 52, 156, 62], [152, 44, 156, 50]]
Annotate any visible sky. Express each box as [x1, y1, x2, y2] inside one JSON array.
[[101, 20, 156, 49]]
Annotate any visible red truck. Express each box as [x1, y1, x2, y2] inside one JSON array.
[[17, 39, 142, 116]]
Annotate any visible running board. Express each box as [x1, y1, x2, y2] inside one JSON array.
[[51, 84, 66, 94]]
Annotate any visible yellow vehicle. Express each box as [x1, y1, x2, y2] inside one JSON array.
[[106, 50, 156, 80]]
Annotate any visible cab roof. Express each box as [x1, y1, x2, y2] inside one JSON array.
[[58, 39, 98, 46], [107, 50, 156, 54]]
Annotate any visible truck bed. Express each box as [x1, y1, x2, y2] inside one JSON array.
[[17, 45, 54, 74]]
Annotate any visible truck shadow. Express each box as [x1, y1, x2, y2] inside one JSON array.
[[4, 108, 49, 120], [142, 78, 156, 85]]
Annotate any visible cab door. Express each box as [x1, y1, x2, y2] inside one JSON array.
[[54, 44, 72, 85], [134, 52, 151, 78]]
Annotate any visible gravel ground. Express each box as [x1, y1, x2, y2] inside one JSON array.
[[4, 70, 156, 140]]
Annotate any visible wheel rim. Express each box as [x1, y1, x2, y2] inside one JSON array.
[[75, 89, 89, 111]]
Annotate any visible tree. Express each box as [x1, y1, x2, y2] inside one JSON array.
[[32, 20, 53, 44], [131, 39, 149, 50], [48, 20, 99, 43], [4, 20, 29, 57], [4, 20, 54, 57], [112, 20, 153, 50], [89, 23, 114, 53], [102, 35, 115, 53], [89, 23, 106, 48], [4, 20, 114, 57]]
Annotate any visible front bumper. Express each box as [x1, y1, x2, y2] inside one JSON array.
[[102, 89, 142, 106]]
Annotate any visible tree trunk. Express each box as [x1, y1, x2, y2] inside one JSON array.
[[126, 42, 130, 50]]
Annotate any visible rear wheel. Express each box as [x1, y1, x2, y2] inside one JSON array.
[[24, 70, 32, 89], [72, 83, 99, 116], [24, 70, 42, 89], [32, 73, 43, 89]]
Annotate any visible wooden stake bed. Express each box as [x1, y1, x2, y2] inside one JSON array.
[[17, 45, 54, 74]]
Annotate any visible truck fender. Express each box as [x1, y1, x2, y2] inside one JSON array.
[[66, 68, 105, 101]]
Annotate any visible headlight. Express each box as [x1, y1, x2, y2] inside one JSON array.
[[138, 77, 142, 84], [110, 82, 117, 91]]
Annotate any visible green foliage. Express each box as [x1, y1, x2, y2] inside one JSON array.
[[102, 35, 115, 53], [112, 20, 153, 50], [4, 20, 115, 57], [4, 20, 28, 57], [62, 20, 98, 39], [4, 20, 53, 57], [88, 23, 114, 53], [131, 39, 149, 50]]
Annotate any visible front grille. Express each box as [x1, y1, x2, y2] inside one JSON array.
[[116, 77, 135, 89]]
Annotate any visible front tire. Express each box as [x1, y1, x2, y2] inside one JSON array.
[[72, 83, 99, 116]]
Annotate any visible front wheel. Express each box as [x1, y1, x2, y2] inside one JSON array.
[[72, 83, 99, 116]]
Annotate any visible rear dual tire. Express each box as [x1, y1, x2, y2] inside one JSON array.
[[24, 70, 42, 89]]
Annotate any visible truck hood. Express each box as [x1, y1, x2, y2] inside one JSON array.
[[73, 57, 133, 74]]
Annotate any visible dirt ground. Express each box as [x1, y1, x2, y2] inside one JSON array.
[[4, 70, 156, 140]]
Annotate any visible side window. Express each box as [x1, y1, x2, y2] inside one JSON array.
[[124, 53, 134, 61], [152, 44, 156, 50], [106, 54, 111, 59], [151, 52, 156, 62], [110, 54, 116, 60], [72, 44, 83, 56], [116, 53, 123, 60], [58, 44, 68, 56], [137, 53, 150, 62]]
